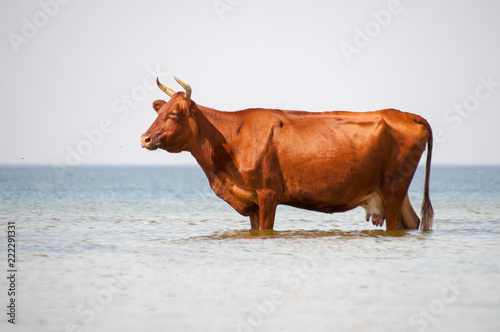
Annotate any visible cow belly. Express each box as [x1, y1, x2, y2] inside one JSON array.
[[278, 137, 388, 212], [280, 160, 382, 211], [281, 185, 375, 214]]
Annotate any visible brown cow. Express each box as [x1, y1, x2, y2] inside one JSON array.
[[141, 76, 434, 231]]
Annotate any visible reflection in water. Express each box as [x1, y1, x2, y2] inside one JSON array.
[[188, 228, 418, 240]]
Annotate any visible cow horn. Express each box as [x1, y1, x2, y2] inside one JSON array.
[[173, 76, 192, 100], [156, 77, 176, 97]]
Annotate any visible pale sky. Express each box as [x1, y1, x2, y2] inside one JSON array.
[[1, 0, 500, 166]]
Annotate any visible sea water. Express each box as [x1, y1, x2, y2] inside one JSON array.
[[0, 165, 499, 331]]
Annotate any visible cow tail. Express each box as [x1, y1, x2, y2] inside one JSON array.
[[420, 121, 434, 231]]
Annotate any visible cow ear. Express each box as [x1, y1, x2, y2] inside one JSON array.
[[187, 101, 198, 117], [153, 100, 166, 113]]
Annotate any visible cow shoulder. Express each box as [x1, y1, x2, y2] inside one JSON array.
[[234, 109, 283, 158], [230, 109, 284, 186]]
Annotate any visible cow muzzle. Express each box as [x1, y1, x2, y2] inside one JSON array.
[[140, 134, 158, 150]]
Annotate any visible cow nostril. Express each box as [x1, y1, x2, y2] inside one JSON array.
[[145, 137, 151, 143]]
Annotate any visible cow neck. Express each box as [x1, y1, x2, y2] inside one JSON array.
[[188, 105, 239, 180]]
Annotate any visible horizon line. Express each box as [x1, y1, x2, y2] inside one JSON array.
[[1, 162, 500, 167]]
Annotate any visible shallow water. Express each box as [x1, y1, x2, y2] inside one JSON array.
[[1, 165, 499, 331]]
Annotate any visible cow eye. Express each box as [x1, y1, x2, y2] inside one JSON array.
[[171, 111, 180, 117]]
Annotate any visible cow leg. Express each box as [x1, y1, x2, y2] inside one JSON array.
[[400, 194, 420, 229], [382, 163, 419, 230], [382, 193, 406, 230], [249, 210, 259, 230], [257, 189, 279, 230]]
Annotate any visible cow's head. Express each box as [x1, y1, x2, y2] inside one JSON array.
[[140, 76, 198, 153]]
